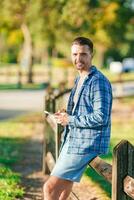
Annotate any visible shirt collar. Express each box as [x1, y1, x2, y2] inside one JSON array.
[[75, 65, 97, 84], [88, 65, 97, 76]]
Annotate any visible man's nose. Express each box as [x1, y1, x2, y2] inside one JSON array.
[[77, 54, 82, 62]]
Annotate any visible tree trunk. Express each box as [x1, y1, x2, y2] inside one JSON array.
[[94, 44, 106, 68], [21, 23, 33, 83]]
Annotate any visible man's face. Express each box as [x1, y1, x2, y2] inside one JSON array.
[[71, 44, 93, 72]]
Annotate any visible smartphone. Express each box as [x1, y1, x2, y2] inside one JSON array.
[[44, 110, 54, 115]]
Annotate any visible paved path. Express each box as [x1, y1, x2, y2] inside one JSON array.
[[0, 90, 45, 120], [0, 80, 134, 120]]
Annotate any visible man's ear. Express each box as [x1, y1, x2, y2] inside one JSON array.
[[91, 51, 95, 58], [91, 52, 94, 58]]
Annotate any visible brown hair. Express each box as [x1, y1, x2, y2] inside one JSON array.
[[72, 37, 93, 53]]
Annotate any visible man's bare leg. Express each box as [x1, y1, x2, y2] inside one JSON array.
[[43, 176, 73, 200]]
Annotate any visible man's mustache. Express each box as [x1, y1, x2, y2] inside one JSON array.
[[76, 62, 84, 64]]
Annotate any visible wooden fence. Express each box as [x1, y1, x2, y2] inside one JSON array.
[[0, 67, 134, 97], [43, 89, 134, 200], [0, 67, 75, 88]]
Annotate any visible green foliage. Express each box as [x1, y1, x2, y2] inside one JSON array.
[[0, 0, 134, 64], [0, 136, 25, 199], [0, 166, 24, 200]]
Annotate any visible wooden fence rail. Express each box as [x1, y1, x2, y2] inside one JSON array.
[[43, 89, 134, 200]]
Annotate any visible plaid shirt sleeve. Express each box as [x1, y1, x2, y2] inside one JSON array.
[[68, 77, 112, 128]]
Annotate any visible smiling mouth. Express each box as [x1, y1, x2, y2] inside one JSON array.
[[76, 63, 83, 66]]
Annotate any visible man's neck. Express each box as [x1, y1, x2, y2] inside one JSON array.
[[79, 71, 88, 77], [78, 65, 92, 77]]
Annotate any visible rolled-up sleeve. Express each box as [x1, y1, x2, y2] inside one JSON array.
[[68, 78, 112, 128]]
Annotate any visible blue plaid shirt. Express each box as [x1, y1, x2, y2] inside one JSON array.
[[61, 66, 112, 155]]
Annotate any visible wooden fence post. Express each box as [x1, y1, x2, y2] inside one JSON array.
[[43, 92, 55, 173], [112, 140, 134, 200], [89, 156, 112, 183], [42, 94, 50, 174], [56, 124, 64, 160]]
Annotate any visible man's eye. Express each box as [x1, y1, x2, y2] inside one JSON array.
[[82, 53, 86, 56]]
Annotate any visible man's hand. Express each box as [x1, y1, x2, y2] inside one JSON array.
[[54, 111, 69, 126]]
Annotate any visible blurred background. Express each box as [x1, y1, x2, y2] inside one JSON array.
[[0, 0, 134, 88], [0, 0, 134, 199]]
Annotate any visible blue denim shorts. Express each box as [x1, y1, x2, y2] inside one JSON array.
[[50, 139, 98, 182]]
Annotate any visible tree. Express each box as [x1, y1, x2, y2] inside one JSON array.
[[55, 0, 134, 67], [0, 0, 134, 73]]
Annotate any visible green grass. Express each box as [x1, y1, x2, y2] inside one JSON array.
[[0, 137, 24, 165], [0, 83, 47, 90], [102, 69, 134, 82]]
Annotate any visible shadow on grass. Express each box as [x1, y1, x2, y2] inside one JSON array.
[[0, 135, 43, 173], [84, 144, 115, 198], [0, 137, 26, 166], [85, 167, 111, 197]]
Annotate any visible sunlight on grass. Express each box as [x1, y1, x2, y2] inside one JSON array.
[[0, 122, 36, 138], [102, 69, 134, 82], [111, 120, 134, 144]]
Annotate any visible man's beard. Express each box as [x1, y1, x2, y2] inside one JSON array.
[[76, 62, 85, 69]]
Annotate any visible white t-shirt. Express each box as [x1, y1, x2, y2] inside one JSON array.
[[72, 74, 88, 114]]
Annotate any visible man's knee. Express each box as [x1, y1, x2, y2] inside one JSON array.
[[43, 177, 61, 199], [43, 180, 54, 197], [43, 181, 50, 195], [43, 176, 73, 199]]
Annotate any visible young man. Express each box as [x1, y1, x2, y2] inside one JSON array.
[[43, 37, 113, 200]]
